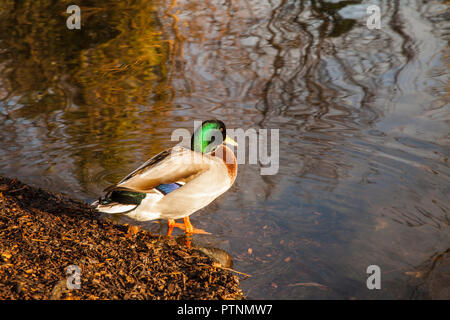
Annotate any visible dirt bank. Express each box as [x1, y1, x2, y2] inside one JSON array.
[[0, 176, 244, 300]]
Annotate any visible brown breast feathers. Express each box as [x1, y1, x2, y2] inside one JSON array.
[[211, 144, 238, 183]]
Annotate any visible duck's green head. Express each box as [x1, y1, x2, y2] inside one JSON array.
[[191, 119, 237, 153]]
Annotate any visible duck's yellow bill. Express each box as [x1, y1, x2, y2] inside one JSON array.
[[224, 135, 238, 146]]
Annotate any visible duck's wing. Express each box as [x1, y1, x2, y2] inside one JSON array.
[[104, 146, 211, 193]]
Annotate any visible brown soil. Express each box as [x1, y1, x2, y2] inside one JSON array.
[[0, 176, 244, 300]]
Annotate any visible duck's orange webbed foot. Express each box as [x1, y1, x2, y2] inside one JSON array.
[[166, 219, 177, 236], [182, 216, 211, 235], [166, 217, 211, 236]]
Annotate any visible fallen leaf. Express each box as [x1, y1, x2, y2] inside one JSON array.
[[404, 271, 423, 278], [375, 218, 388, 231]]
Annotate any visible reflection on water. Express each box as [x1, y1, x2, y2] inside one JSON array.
[[0, 0, 449, 299]]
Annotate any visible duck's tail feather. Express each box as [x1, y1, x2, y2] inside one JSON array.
[[91, 190, 146, 214]]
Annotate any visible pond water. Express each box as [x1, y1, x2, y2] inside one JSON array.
[[0, 0, 449, 299]]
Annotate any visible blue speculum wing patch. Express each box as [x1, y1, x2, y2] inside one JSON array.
[[156, 183, 182, 195]]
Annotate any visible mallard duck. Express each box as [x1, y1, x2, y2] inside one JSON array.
[[92, 120, 238, 236]]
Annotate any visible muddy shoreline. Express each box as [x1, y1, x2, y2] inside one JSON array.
[[0, 176, 244, 300]]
